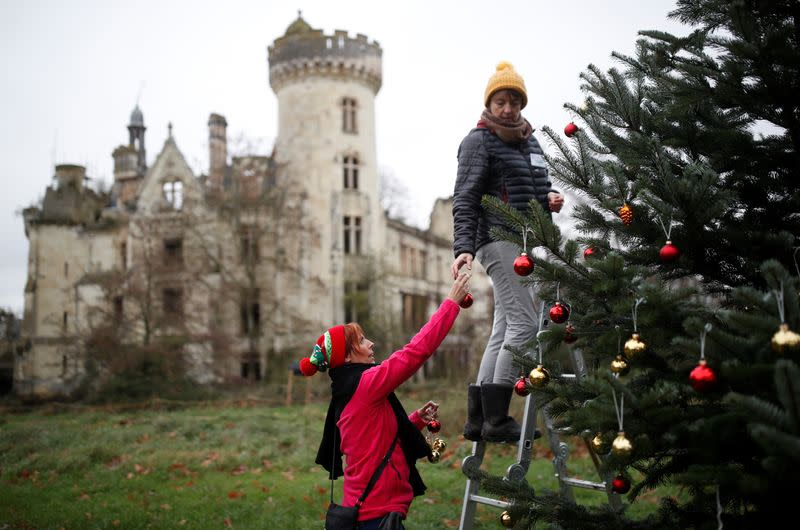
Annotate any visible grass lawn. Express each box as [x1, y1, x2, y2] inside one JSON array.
[[0, 383, 675, 529]]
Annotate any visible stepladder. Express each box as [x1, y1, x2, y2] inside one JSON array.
[[458, 346, 623, 530]]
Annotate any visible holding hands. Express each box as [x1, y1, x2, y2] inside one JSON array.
[[447, 267, 471, 305]]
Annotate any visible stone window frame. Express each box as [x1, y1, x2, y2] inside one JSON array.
[[342, 153, 360, 190], [341, 97, 358, 134], [162, 179, 184, 210]]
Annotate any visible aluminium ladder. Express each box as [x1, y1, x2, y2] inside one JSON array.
[[458, 345, 623, 530]]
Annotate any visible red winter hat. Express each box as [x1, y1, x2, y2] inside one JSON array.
[[299, 325, 347, 376]]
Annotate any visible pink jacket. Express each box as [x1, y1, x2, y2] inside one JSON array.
[[337, 299, 460, 521]]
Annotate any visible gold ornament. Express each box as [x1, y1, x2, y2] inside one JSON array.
[[590, 432, 610, 455], [771, 323, 800, 353], [610, 355, 630, 375], [431, 437, 447, 452], [500, 510, 514, 528], [612, 431, 633, 457], [623, 333, 646, 359], [428, 450, 441, 463], [529, 364, 551, 388], [619, 203, 633, 225]]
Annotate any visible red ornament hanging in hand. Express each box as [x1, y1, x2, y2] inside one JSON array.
[[689, 360, 717, 392], [513, 252, 535, 276], [459, 293, 474, 309], [659, 240, 680, 262], [564, 122, 579, 137], [426, 420, 441, 433], [611, 474, 631, 494], [514, 377, 530, 396], [549, 302, 570, 324], [583, 247, 595, 259]]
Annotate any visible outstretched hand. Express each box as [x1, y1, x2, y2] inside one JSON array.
[[418, 400, 439, 423], [447, 270, 471, 305]]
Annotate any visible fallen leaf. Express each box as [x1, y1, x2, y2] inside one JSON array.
[[112, 520, 120, 526], [225, 422, 236, 429], [227, 491, 244, 499], [231, 465, 247, 476], [261, 459, 272, 470], [223, 517, 233, 527], [78, 492, 91, 501], [178, 519, 187, 525], [161, 503, 172, 511], [281, 471, 295, 481]]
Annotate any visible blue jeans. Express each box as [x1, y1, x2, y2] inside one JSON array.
[[475, 240, 541, 384]]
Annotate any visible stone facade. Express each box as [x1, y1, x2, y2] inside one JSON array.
[[16, 15, 490, 399]]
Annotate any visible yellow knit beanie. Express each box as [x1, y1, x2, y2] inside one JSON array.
[[484, 61, 528, 109]]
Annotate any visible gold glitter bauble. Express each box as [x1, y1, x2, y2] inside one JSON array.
[[500, 511, 514, 528], [612, 431, 633, 457], [428, 450, 440, 463], [529, 364, 551, 388], [590, 432, 610, 455], [610, 355, 630, 375], [771, 323, 800, 353], [432, 437, 447, 452], [623, 333, 646, 359]]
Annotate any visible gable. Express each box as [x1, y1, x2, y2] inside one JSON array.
[[136, 137, 203, 214]]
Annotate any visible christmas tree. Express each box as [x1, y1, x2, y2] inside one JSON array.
[[470, 1, 800, 528]]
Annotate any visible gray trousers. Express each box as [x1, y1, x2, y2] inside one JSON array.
[[475, 240, 541, 384]]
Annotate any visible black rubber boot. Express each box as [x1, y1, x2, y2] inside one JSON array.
[[463, 384, 483, 441], [480, 383, 522, 443]]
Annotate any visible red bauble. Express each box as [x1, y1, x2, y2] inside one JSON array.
[[659, 240, 680, 262], [514, 377, 530, 396], [459, 293, 474, 309], [689, 360, 717, 392], [564, 122, 579, 137], [611, 474, 631, 494], [549, 302, 570, 324], [583, 247, 595, 259], [513, 252, 535, 276], [564, 323, 577, 344], [426, 420, 441, 433]]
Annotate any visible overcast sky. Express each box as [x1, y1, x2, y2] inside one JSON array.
[[0, 0, 687, 314]]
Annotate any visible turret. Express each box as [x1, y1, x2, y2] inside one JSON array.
[[127, 105, 147, 176]]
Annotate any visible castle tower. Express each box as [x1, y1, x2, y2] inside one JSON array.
[[268, 13, 383, 325]]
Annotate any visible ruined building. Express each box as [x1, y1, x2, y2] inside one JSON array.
[[16, 15, 490, 399]]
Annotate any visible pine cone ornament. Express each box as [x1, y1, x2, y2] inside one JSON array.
[[618, 204, 633, 225]]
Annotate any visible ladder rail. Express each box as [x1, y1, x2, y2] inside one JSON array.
[[459, 345, 623, 529]]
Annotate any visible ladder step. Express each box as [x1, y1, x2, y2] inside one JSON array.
[[559, 477, 608, 491], [468, 494, 510, 509]]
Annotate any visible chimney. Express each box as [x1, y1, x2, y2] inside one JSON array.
[[54, 164, 86, 191], [112, 145, 140, 205], [208, 113, 228, 190]]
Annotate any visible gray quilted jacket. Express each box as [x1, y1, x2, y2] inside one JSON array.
[[452, 127, 555, 258]]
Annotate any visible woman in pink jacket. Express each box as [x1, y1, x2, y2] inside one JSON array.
[[299, 273, 470, 529]]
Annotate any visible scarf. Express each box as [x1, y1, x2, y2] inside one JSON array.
[[314, 363, 432, 497], [477, 108, 533, 144]]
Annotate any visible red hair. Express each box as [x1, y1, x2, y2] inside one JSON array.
[[343, 322, 364, 357]]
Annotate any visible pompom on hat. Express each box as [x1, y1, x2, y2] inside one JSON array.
[[484, 61, 528, 109], [299, 325, 347, 376]]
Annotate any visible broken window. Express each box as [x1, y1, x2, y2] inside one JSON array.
[[163, 180, 184, 210]]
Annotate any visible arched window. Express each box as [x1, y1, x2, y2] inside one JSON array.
[[343, 154, 359, 189], [162, 179, 183, 210]]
